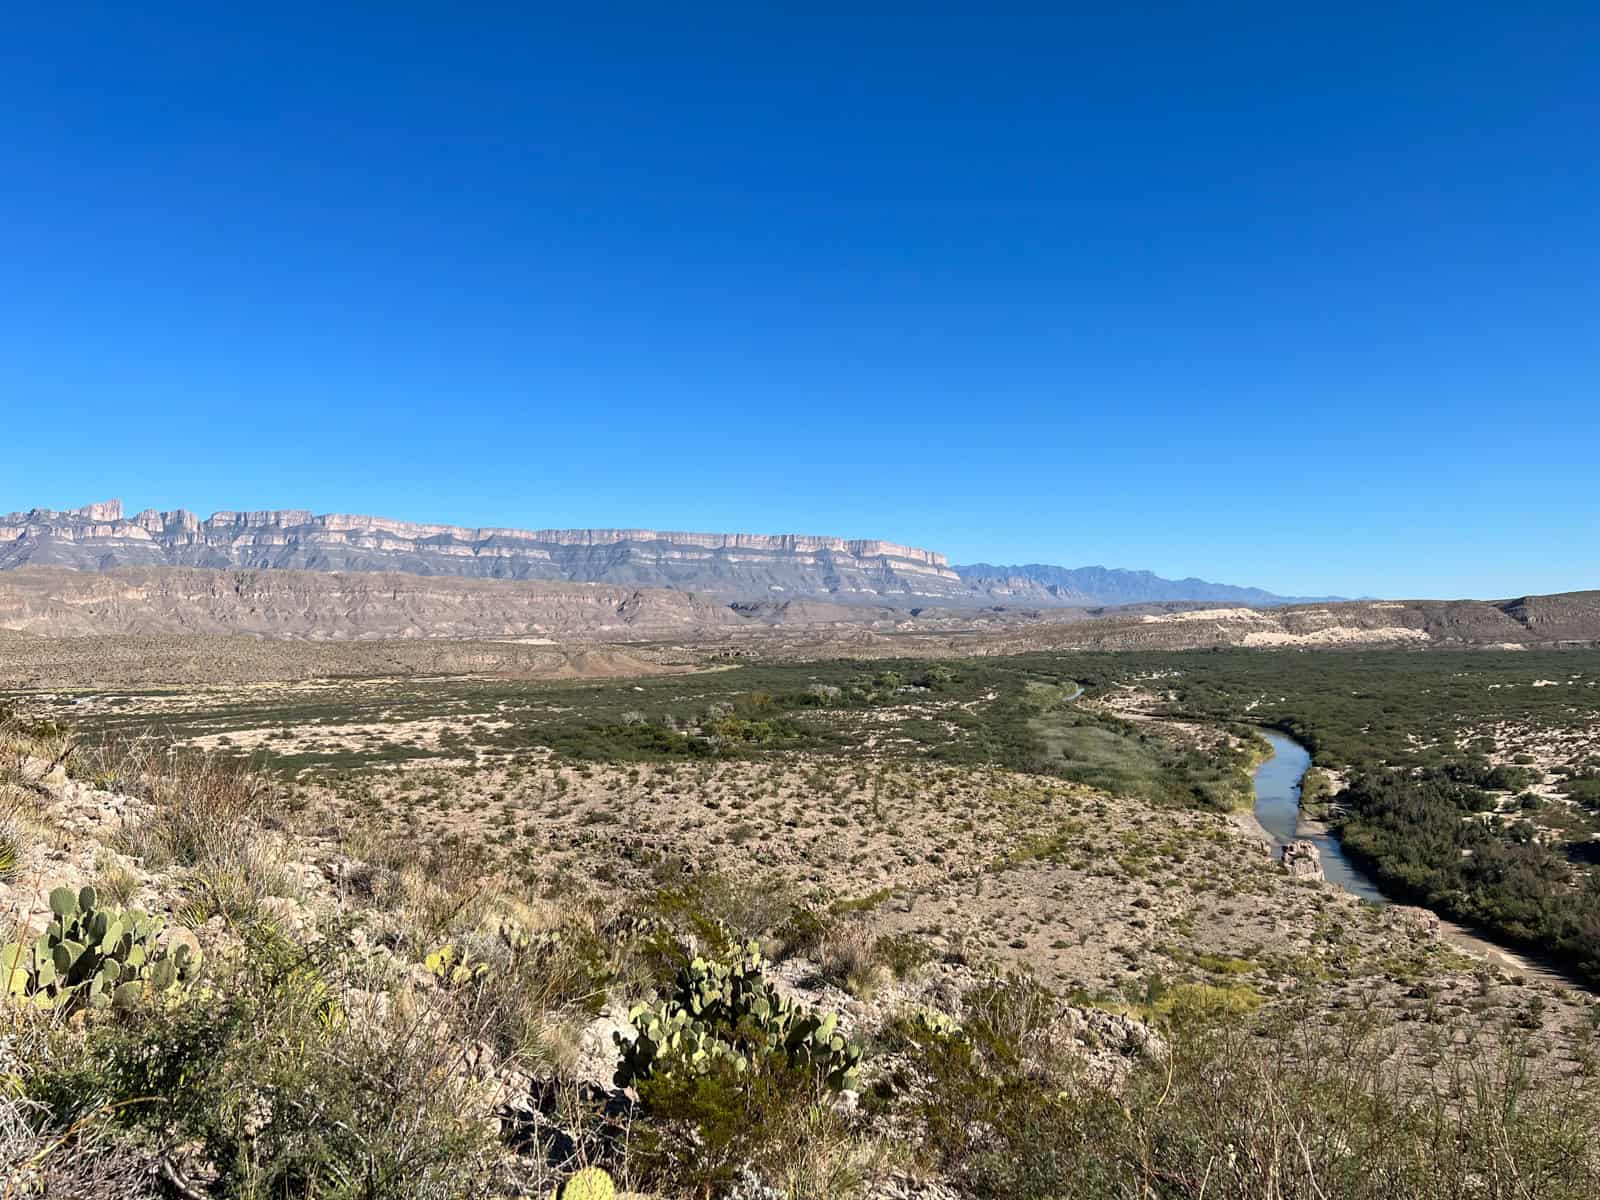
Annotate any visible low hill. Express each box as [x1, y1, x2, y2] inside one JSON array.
[[0, 564, 1596, 654]]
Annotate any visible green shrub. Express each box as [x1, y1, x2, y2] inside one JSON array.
[[631, 1055, 863, 1199]]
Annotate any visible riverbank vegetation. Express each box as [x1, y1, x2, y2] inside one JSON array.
[[1336, 767, 1600, 976], [1150, 649, 1600, 980]]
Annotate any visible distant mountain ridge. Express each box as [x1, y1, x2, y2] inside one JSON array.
[[953, 563, 1343, 608], [1, 498, 1326, 608], [0, 499, 965, 602]]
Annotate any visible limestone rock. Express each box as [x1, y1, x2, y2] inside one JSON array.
[[1281, 839, 1325, 881], [16, 756, 67, 794], [1057, 1005, 1167, 1060], [258, 895, 317, 936], [572, 1005, 637, 1089], [1392, 905, 1441, 938], [52, 780, 144, 838]]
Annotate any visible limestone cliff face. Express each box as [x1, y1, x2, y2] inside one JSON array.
[[0, 500, 963, 601]]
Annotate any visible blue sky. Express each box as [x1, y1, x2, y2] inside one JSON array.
[[2, 3, 1596, 599]]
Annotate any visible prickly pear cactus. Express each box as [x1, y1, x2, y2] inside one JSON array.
[[485, 912, 563, 957], [1, 885, 201, 1013], [615, 938, 862, 1093], [914, 1006, 962, 1039], [548, 1166, 615, 1200], [424, 942, 488, 986]]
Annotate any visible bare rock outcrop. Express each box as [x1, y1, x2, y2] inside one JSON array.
[[1281, 839, 1325, 881]]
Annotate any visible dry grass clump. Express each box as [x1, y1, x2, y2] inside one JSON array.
[[0, 713, 77, 789], [884, 983, 1600, 1199], [90, 854, 141, 906], [817, 919, 894, 998], [802, 918, 940, 999], [322, 826, 623, 1073], [0, 798, 26, 886], [79, 739, 298, 931], [417, 890, 619, 1069], [0, 716, 69, 885], [346, 839, 514, 948], [106, 741, 272, 868]]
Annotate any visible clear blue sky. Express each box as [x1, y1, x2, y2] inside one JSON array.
[[3, 4, 1596, 599]]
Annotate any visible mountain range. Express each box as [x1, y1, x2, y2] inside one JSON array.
[[952, 563, 1340, 608], [1, 501, 1595, 653], [0, 499, 1322, 608]]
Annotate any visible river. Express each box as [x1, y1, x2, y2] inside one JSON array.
[[1249, 730, 1589, 985], [1251, 730, 1388, 903]]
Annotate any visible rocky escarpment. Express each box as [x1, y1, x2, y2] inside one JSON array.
[[0, 567, 753, 641], [0, 562, 1596, 650], [0, 501, 965, 602]]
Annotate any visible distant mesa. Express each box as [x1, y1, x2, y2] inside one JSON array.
[[0, 498, 965, 602], [1, 498, 1315, 607], [1, 503, 1597, 647]]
